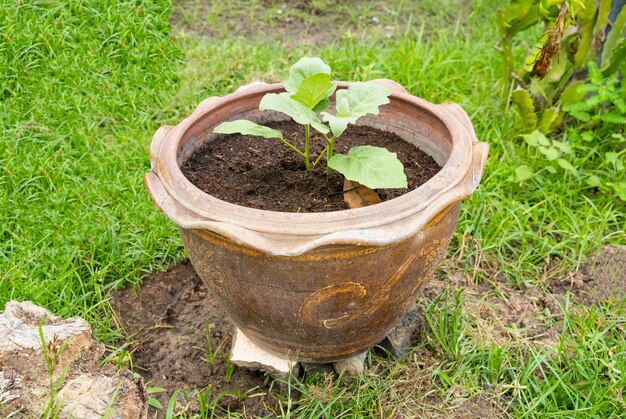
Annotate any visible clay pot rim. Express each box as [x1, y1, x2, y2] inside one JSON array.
[[147, 80, 488, 254]]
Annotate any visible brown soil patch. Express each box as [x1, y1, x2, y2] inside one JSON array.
[[551, 245, 626, 305], [182, 120, 441, 212], [423, 272, 565, 348], [169, 0, 468, 46], [109, 262, 279, 418]]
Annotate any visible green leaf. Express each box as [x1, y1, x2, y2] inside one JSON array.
[[284, 57, 331, 94], [312, 97, 331, 113], [511, 89, 537, 131], [545, 165, 557, 174], [148, 397, 163, 410], [328, 146, 407, 189], [574, 21, 594, 68], [515, 165, 534, 182], [598, 112, 626, 124], [601, 38, 626, 77], [260, 93, 330, 134], [586, 175, 601, 187], [606, 152, 624, 171], [601, 6, 626, 68], [213, 120, 282, 139], [557, 158, 578, 174], [322, 82, 392, 137], [581, 131, 594, 142], [538, 107, 562, 134], [552, 141, 572, 154], [291, 73, 335, 110], [560, 81, 587, 107], [539, 146, 559, 160], [522, 130, 549, 147], [613, 182, 626, 201]]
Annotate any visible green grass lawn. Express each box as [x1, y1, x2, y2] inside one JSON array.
[[1, 0, 625, 417]]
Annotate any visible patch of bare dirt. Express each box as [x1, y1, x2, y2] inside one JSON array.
[[169, 0, 469, 46], [551, 245, 626, 305], [109, 262, 279, 418], [423, 272, 565, 348]]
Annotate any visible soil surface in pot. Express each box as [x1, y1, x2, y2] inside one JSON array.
[[182, 120, 441, 212]]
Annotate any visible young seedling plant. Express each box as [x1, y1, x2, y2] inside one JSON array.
[[213, 57, 408, 190]]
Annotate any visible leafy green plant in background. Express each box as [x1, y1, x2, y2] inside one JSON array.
[[497, 0, 625, 129], [499, 0, 625, 202], [214, 57, 408, 190]]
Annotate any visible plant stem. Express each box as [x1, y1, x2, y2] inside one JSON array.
[[304, 124, 310, 170], [312, 146, 328, 166], [278, 137, 306, 158], [326, 136, 335, 176]]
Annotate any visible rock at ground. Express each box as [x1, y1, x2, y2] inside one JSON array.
[[378, 304, 424, 358], [0, 301, 147, 418], [230, 327, 300, 381]]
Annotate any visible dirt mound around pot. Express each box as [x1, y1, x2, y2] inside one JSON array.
[[551, 245, 626, 305], [109, 262, 279, 417]]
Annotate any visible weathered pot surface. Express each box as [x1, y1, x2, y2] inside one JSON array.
[[145, 80, 488, 362]]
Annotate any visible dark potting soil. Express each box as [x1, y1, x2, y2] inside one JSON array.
[[182, 120, 442, 212]]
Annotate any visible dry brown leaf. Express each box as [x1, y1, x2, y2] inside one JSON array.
[[343, 179, 382, 208]]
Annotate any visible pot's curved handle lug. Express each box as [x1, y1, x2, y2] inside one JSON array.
[[144, 171, 200, 226], [439, 102, 489, 194], [370, 78, 409, 95], [149, 125, 174, 171]]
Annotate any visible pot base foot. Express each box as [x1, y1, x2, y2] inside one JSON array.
[[229, 305, 423, 382], [332, 351, 368, 379], [230, 328, 300, 381]]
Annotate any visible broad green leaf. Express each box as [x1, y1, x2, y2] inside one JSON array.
[[539, 146, 559, 160], [602, 38, 626, 77], [560, 81, 586, 107], [521, 130, 549, 147], [586, 175, 601, 187], [284, 57, 331, 94], [328, 146, 407, 189], [291, 73, 335, 110], [322, 113, 358, 138], [312, 97, 331, 113], [552, 141, 572, 154], [581, 131, 594, 142], [511, 89, 537, 131], [545, 165, 557, 174], [322, 82, 392, 137], [601, 6, 626, 67], [613, 182, 626, 201], [574, 21, 594, 67], [213, 120, 282, 139], [335, 82, 392, 118], [605, 152, 624, 171], [538, 107, 562, 134], [515, 165, 533, 182], [557, 159, 578, 174], [260, 93, 330, 134]]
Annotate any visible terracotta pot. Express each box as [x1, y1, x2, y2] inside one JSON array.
[[145, 80, 488, 362]]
